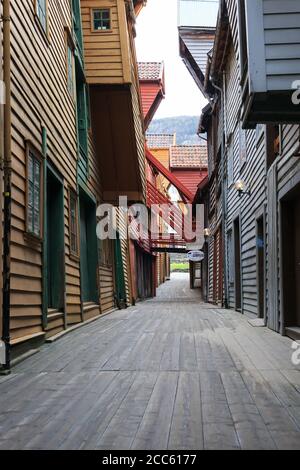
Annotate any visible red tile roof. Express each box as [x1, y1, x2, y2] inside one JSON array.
[[146, 134, 176, 149], [170, 145, 208, 169], [138, 62, 164, 81]]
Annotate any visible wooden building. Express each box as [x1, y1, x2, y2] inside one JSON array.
[[0, 0, 148, 368], [0, 0, 3, 361], [138, 63, 172, 292], [180, 0, 300, 340]]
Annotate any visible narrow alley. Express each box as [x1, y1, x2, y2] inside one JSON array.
[[0, 273, 299, 450]]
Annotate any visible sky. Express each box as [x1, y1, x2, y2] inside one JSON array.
[[135, 0, 208, 119]]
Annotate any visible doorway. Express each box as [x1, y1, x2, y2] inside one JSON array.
[[47, 167, 65, 311], [281, 186, 300, 338], [256, 214, 265, 319], [233, 217, 242, 311], [79, 190, 98, 304]]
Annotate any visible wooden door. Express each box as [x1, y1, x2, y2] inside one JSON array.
[[234, 217, 242, 311], [79, 192, 98, 303], [282, 191, 300, 330], [114, 233, 126, 308], [256, 215, 265, 318], [294, 197, 300, 327], [47, 169, 65, 310]]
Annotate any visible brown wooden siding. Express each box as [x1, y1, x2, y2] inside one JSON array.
[[10, 0, 79, 341], [81, 0, 125, 85]]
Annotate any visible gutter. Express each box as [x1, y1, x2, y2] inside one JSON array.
[[211, 78, 229, 310], [1, 0, 12, 373]]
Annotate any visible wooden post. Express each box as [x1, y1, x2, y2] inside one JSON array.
[[0, 0, 4, 344], [2, 0, 11, 371]]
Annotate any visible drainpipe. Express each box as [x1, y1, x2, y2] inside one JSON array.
[[211, 78, 229, 309], [1, 0, 12, 372]]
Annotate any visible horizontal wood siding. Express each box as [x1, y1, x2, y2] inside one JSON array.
[[99, 264, 115, 313], [10, 0, 80, 341], [81, 0, 124, 85], [263, 0, 300, 91]]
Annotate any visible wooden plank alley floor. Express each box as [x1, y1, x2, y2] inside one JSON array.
[[0, 273, 300, 450]]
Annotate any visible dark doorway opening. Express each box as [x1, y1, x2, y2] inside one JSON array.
[[79, 190, 98, 304], [47, 168, 65, 310], [135, 247, 153, 299], [256, 214, 265, 319], [281, 185, 300, 340], [234, 217, 242, 311]]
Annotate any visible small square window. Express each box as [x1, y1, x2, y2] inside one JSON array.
[[92, 9, 111, 31]]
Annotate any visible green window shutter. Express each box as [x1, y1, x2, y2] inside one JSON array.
[[72, 0, 84, 56], [76, 70, 88, 158]]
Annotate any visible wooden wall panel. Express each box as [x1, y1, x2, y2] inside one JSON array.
[[9, 0, 80, 341], [81, 0, 124, 84]]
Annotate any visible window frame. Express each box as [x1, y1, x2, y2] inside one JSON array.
[[99, 238, 113, 268], [227, 139, 234, 188], [69, 188, 80, 258], [65, 27, 75, 99], [266, 124, 282, 170], [90, 8, 112, 33], [25, 142, 44, 240], [239, 121, 247, 169], [35, 0, 49, 38], [237, 0, 249, 85]]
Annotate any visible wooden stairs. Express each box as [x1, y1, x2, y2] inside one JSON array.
[[82, 302, 101, 321], [46, 309, 65, 339]]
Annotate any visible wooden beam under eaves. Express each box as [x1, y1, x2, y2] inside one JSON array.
[[145, 148, 194, 203]]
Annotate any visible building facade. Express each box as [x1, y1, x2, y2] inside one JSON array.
[[179, 0, 300, 340], [0, 0, 148, 369]]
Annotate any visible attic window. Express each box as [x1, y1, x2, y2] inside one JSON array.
[[92, 9, 111, 31]]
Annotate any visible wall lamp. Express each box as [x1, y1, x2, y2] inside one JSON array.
[[204, 228, 210, 241], [234, 179, 251, 197]]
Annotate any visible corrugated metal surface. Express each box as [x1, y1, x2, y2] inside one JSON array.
[[171, 169, 208, 198]]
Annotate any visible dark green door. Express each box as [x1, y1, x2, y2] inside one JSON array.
[[79, 191, 98, 303], [114, 233, 126, 308], [47, 169, 65, 310]]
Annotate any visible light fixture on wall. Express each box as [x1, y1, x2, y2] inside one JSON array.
[[234, 179, 251, 197], [204, 228, 210, 240]]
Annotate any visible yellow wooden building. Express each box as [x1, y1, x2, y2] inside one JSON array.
[[0, 0, 147, 368]]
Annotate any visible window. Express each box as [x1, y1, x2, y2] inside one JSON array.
[[256, 124, 264, 143], [72, 0, 83, 52], [99, 239, 113, 267], [266, 124, 282, 170], [75, 60, 89, 157], [36, 0, 48, 34], [237, 0, 248, 82], [69, 190, 79, 256], [227, 142, 234, 187], [239, 122, 247, 168], [227, 229, 234, 286], [65, 27, 75, 98], [92, 9, 111, 31], [27, 147, 42, 237], [66, 37, 74, 97]]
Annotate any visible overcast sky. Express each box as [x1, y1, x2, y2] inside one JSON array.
[[135, 0, 208, 119]]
